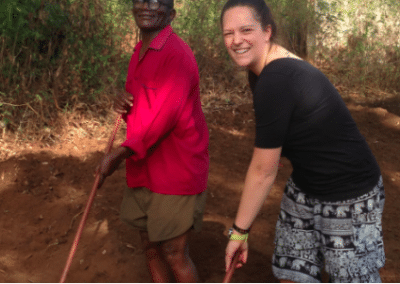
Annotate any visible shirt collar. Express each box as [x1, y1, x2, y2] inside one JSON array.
[[148, 25, 173, 51]]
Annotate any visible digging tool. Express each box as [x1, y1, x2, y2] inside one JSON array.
[[223, 250, 241, 283], [59, 115, 122, 283]]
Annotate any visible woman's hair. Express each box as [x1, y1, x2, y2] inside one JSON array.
[[220, 0, 277, 42]]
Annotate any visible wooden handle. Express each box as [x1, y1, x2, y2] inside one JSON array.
[[223, 251, 240, 283], [59, 115, 122, 282]]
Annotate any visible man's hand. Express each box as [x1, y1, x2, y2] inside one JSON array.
[[114, 92, 133, 114], [95, 147, 134, 189]]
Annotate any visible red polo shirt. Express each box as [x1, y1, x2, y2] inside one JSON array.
[[121, 25, 209, 195]]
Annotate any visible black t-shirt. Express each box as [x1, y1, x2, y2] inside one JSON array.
[[249, 58, 380, 201]]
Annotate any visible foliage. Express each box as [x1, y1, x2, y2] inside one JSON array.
[[311, 0, 400, 93], [267, 0, 320, 57], [174, 0, 229, 70], [0, 0, 399, 138], [0, 0, 134, 134], [173, 0, 245, 101]]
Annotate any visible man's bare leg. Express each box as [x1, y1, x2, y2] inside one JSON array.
[[160, 230, 199, 283], [140, 231, 172, 283]]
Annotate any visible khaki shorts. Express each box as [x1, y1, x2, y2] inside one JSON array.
[[120, 187, 207, 242]]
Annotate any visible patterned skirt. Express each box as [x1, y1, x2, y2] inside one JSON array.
[[272, 176, 385, 283]]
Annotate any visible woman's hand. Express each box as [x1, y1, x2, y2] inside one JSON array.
[[114, 92, 133, 114], [225, 240, 249, 272]]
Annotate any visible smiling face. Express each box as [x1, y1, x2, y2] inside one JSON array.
[[132, 0, 175, 32], [222, 6, 272, 74]]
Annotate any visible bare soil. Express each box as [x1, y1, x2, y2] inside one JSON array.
[[0, 98, 399, 282]]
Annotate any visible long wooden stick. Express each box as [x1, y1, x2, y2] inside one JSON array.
[[223, 251, 241, 283], [59, 115, 122, 283]]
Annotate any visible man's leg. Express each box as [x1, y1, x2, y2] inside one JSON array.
[[160, 230, 199, 283], [139, 231, 173, 283]]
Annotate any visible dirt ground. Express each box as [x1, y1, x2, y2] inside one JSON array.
[[0, 96, 400, 282]]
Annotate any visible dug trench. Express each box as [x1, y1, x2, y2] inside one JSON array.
[[0, 102, 399, 282]]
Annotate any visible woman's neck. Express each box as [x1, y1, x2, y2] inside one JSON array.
[[250, 44, 302, 75], [249, 43, 275, 76]]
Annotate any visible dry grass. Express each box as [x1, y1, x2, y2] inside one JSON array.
[[0, 89, 117, 148]]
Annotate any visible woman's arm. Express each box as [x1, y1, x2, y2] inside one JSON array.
[[225, 146, 282, 271], [235, 146, 281, 229]]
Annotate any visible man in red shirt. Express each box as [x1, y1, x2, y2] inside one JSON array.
[[96, 0, 209, 282]]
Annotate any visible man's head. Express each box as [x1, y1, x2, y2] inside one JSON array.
[[132, 0, 175, 32]]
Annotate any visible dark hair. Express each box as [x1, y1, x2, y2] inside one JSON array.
[[164, 0, 174, 9], [132, 0, 174, 9], [220, 0, 277, 42]]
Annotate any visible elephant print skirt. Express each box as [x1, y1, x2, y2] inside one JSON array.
[[272, 176, 385, 283]]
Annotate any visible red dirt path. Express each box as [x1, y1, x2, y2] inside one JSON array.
[[0, 101, 399, 282]]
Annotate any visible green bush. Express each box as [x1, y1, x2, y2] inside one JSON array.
[[0, 0, 134, 132]]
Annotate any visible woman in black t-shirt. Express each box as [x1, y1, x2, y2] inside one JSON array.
[[221, 0, 385, 282]]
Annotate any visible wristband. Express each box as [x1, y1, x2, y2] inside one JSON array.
[[228, 228, 248, 242], [229, 232, 248, 242], [233, 223, 251, 234]]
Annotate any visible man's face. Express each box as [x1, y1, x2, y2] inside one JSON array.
[[132, 0, 175, 32]]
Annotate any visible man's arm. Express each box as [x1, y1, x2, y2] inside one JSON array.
[[121, 54, 196, 161], [95, 146, 134, 189], [95, 53, 197, 187]]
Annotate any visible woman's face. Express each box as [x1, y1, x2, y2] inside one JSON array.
[[222, 6, 271, 72]]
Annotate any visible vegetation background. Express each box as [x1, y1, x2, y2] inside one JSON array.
[[0, 0, 399, 141]]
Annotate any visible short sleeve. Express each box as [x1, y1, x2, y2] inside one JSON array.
[[253, 71, 295, 148]]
